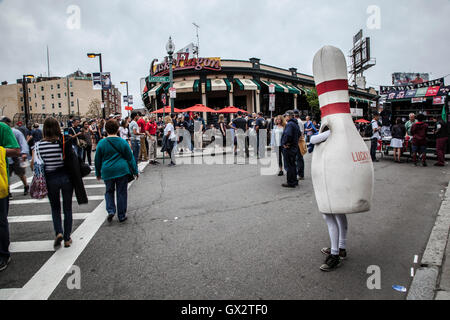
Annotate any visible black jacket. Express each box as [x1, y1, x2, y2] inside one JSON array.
[[281, 118, 300, 150], [436, 120, 449, 139], [391, 124, 406, 139], [62, 136, 88, 205]]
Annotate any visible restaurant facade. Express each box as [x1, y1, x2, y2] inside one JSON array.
[[141, 54, 378, 120]]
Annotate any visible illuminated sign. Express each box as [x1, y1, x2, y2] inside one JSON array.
[[150, 53, 221, 76]]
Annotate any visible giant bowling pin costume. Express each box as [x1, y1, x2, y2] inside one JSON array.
[[312, 46, 374, 214]]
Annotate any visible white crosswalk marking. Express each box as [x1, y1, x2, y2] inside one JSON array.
[[8, 213, 89, 223], [10, 195, 104, 205], [10, 241, 55, 253], [10, 184, 104, 193]]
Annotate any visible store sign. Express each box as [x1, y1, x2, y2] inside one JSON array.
[[380, 77, 444, 94], [92, 72, 102, 90], [395, 91, 406, 99], [415, 87, 428, 97], [150, 53, 221, 76], [128, 95, 133, 105], [169, 87, 176, 99], [350, 108, 363, 117], [433, 96, 446, 105], [405, 89, 417, 98], [425, 86, 440, 97], [412, 97, 425, 103], [269, 94, 275, 111]]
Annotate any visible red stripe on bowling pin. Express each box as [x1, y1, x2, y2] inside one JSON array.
[[316, 79, 350, 117]]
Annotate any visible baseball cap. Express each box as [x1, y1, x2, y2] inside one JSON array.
[[17, 121, 23, 126], [0, 116, 12, 124], [285, 110, 294, 117]]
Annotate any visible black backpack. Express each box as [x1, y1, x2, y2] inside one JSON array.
[[364, 122, 374, 137]]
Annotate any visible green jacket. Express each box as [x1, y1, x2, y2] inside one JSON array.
[[94, 137, 138, 181]]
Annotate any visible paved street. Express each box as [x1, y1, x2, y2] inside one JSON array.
[[1, 150, 447, 300]]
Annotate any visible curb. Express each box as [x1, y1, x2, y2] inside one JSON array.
[[407, 181, 450, 300]]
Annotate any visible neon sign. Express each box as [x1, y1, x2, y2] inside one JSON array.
[[150, 53, 221, 76]]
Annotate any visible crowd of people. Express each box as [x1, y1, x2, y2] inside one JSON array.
[[1, 105, 449, 272], [369, 111, 448, 166]]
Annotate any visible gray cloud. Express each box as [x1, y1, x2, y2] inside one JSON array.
[[1, 0, 449, 113]]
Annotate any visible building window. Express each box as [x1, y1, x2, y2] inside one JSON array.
[[19, 88, 23, 93], [58, 103, 62, 108], [29, 97, 31, 102], [64, 92, 67, 97], [57, 93, 61, 98], [42, 104, 45, 109], [70, 82, 73, 87], [41, 96, 45, 100], [57, 84, 60, 89], [28, 88, 31, 93], [51, 94, 54, 99], [41, 86, 44, 91], [59, 112, 62, 116], [21, 106, 24, 111], [70, 92, 74, 97], [30, 105, 32, 111], [34, 84, 36, 89], [52, 103, 55, 109], [71, 101, 74, 107], [20, 97, 23, 102], [34, 94, 36, 98]]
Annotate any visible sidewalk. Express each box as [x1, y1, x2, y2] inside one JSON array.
[[407, 181, 450, 300]]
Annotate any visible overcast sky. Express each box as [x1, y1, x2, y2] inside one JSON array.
[[1, 0, 449, 114]]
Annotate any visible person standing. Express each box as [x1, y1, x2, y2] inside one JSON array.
[[0, 121, 20, 271], [411, 113, 429, 167], [232, 111, 248, 157], [119, 119, 131, 147], [163, 115, 177, 167], [391, 118, 406, 163], [129, 112, 143, 167], [433, 117, 448, 167], [304, 116, 315, 143], [146, 115, 159, 165], [68, 118, 84, 159], [31, 118, 75, 249], [95, 120, 138, 223], [280, 111, 300, 188], [405, 113, 417, 138], [255, 112, 267, 158], [218, 114, 227, 148], [370, 111, 381, 162], [137, 115, 149, 162], [294, 110, 305, 180], [271, 115, 286, 176]]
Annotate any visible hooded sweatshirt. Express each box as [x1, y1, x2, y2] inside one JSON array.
[[411, 121, 428, 146]]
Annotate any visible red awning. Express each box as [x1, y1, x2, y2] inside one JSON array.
[[216, 106, 248, 114], [181, 104, 218, 113], [151, 106, 182, 114], [355, 119, 370, 123]]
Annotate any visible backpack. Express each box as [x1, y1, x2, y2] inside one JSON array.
[[364, 122, 374, 137]]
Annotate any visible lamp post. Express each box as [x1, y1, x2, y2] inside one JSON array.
[[120, 81, 130, 117], [22, 74, 34, 127], [87, 53, 105, 119], [166, 37, 175, 114]]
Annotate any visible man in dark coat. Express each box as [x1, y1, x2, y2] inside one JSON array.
[[433, 117, 449, 166], [281, 110, 300, 188]]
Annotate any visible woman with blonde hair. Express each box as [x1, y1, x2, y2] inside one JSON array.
[[218, 114, 227, 147], [271, 115, 286, 176], [162, 116, 177, 166]]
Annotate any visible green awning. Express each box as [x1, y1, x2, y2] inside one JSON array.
[[285, 85, 302, 95], [206, 79, 212, 92], [260, 80, 285, 93], [224, 78, 231, 91], [235, 78, 245, 90], [193, 80, 200, 93]]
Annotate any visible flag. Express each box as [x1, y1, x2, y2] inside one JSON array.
[[442, 105, 447, 122]]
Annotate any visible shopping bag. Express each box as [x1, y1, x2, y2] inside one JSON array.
[[30, 143, 48, 199]]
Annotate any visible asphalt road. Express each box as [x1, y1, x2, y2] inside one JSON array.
[[35, 152, 449, 300]]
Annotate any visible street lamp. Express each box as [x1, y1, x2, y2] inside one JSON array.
[[166, 37, 175, 114], [22, 74, 34, 127], [87, 52, 105, 119], [120, 81, 130, 117]]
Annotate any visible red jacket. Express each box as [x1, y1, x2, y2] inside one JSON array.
[[411, 122, 428, 146]]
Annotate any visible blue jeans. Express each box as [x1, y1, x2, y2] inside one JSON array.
[[46, 170, 74, 241], [104, 175, 129, 221], [296, 150, 304, 178], [0, 197, 10, 261], [131, 140, 140, 166]]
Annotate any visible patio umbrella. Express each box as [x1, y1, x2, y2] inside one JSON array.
[[151, 106, 182, 114], [182, 104, 218, 113], [217, 106, 248, 114], [355, 119, 370, 123]]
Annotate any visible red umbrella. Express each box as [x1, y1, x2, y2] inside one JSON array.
[[182, 104, 218, 113], [151, 106, 182, 114], [217, 106, 248, 114], [355, 119, 370, 123]]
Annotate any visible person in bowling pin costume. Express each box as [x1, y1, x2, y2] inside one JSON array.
[[311, 46, 374, 271]]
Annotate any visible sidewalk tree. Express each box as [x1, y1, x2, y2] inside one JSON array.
[[86, 98, 102, 119], [306, 88, 320, 119]]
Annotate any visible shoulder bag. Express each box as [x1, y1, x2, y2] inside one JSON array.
[[106, 138, 135, 183], [30, 142, 48, 199]]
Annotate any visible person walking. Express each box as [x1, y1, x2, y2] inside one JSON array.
[[81, 121, 93, 166], [119, 118, 131, 148], [0, 121, 20, 271], [138, 115, 149, 162], [281, 111, 300, 188], [433, 117, 449, 166], [31, 118, 77, 249], [391, 118, 406, 163], [68, 118, 84, 160], [218, 114, 227, 148], [370, 111, 381, 162], [294, 110, 305, 180], [271, 115, 286, 176], [411, 113, 429, 167], [95, 120, 138, 223]]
